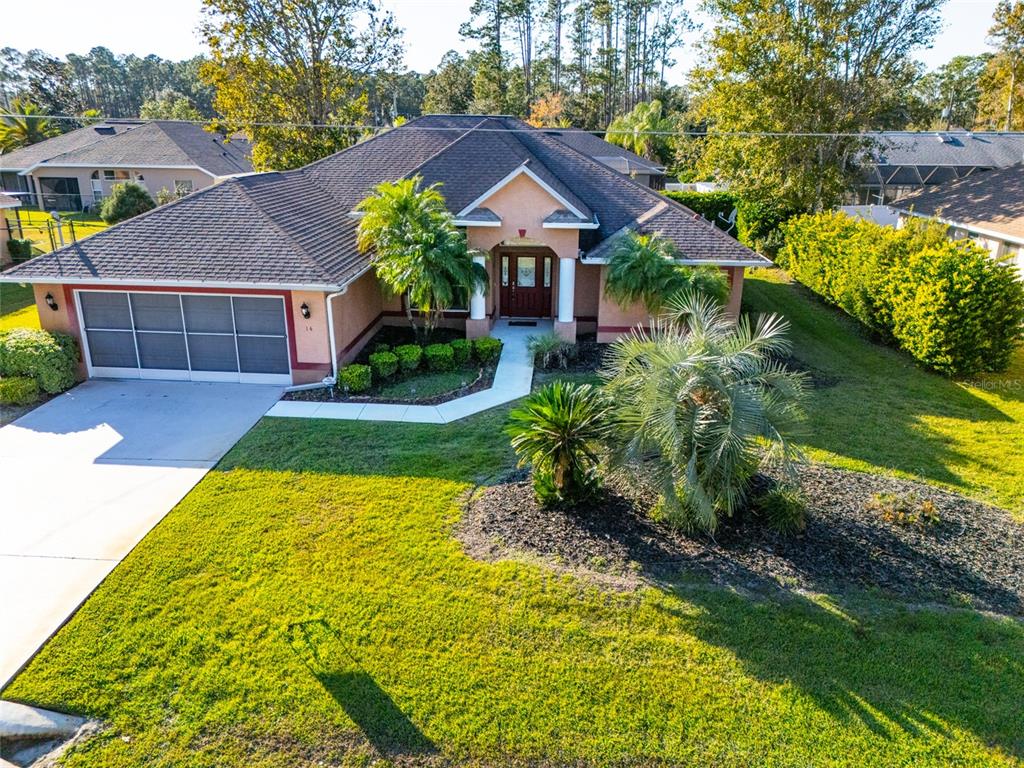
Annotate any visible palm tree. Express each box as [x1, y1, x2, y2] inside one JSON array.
[[605, 100, 674, 162], [507, 381, 609, 506], [0, 99, 59, 152], [604, 231, 730, 313], [356, 176, 488, 337], [601, 291, 806, 532]]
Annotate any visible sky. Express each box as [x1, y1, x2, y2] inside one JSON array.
[[0, 0, 1003, 80]]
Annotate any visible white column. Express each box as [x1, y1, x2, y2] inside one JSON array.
[[470, 253, 486, 320], [557, 256, 576, 323]]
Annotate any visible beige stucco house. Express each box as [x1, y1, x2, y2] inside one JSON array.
[[0, 120, 252, 212], [893, 162, 1024, 279], [0, 115, 768, 387]]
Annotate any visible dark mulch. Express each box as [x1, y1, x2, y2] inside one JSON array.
[[283, 364, 496, 406], [461, 464, 1024, 615]]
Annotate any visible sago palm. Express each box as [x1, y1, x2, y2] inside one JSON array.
[[356, 176, 488, 336], [0, 98, 58, 152], [601, 291, 806, 532], [506, 381, 609, 507]]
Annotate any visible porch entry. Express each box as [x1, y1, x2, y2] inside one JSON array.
[[499, 249, 553, 317]]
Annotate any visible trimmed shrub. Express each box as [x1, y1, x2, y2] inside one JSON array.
[[424, 342, 455, 372], [450, 337, 472, 365], [664, 191, 739, 230], [779, 213, 1024, 375], [373, 342, 392, 354], [473, 336, 502, 364], [752, 484, 807, 535], [737, 198, 801, 256], [338, 363, 372, 393], [99, 182, 156, 224], [395, 344, 422, 372], [7, 238, 33, 262], [368, 350, 399, 380], [528, 332, 578, 370], [0, 376, 40, 406], [0, 328, 79, 394]]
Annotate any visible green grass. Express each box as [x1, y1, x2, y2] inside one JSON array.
[[0, 281, 40, 330], [12, 208, 107, 254], [743, 269, 1024, 516], [375, 366, 483, 400], [5, 410, 1024, 767]]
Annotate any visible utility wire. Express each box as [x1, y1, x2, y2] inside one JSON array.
[[1, 112, 1022, 138]]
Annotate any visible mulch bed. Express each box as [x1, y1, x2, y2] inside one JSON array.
[[282, 364, 496, 406], [460, 464, 1024, 615]]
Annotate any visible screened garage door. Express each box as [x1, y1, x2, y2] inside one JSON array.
[[77, 290, 291, 384]]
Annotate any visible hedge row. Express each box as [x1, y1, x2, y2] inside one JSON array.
[[0, 328, 80, 394], [338, 336, 502, 393], [778, 212, 1024, 376], [663, 191, 800, 256]]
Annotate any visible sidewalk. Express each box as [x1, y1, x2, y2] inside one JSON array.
[[265, 319, 545, 423]]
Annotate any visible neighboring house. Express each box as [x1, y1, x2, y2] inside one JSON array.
[[0, 120, 253, 212], [1, 192, 20, 267], [854, 131, 1024, 204], [892, 162, 1024, 278], [0, 114, 768, 387]]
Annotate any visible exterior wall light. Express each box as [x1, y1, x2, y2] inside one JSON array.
[[44, 292, 59, 311], [300, 302, 311, 319]]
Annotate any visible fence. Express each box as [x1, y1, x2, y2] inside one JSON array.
[[4, 214, 105, 260]]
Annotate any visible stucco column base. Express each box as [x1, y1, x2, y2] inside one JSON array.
[[465, 317, 492, 339], [554, 319, 577, 343]]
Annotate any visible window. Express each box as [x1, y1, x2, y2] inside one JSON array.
[[103, 170, 115, 181], [174, 179, 194, 196]]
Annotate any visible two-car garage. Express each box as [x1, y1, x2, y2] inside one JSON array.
[[76, 290, 292, 384]]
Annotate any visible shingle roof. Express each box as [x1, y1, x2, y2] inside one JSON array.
[[459, 207, 501, 223], [1, 116, 767, 288], [867, 132, 1024, 168], [893, 162, 1024, 241], [0, 121, 141, 171], [540, 128, 665, 175], [0, 120, 253, 177]]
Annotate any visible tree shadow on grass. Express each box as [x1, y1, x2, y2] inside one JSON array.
[[656, 573, 1024, 758], [742, 275, 1017, 490], [287, 619, 437, 759]]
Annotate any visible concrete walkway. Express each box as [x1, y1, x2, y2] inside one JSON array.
[[265, 319, 546, 423], [0, 380, 282, 688]]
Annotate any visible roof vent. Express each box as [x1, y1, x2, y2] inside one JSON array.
[[93, 126, 115, 135], [935, 132, 955, 144]]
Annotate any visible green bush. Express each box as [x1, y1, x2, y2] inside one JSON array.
[[0, 376, 40, 406], [779, 213, 1024, 375], [373, 342, 391, 354], [337, 363, 372, 393], [737, 198, 801, 256], [0, 328, 78, 394], [473, 336, 502, 364], [507, 381, 608, 507], [664, 191, 739, 229], [450, 338, 472, 365], [368, 351, 399, 380], [99, 182, 156, 224], [528, 332, 578, 370], [753, 483, 807, 535], [424, 342, 455, 372], [394, 344, 422, 372], [7, 238, 33, 262]]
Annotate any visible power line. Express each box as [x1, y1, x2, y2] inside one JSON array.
[[2, 112, 1023, 139]]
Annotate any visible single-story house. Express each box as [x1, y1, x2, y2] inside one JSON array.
[[893, 162, 1024, 278], [0, 120, 253, 212], [0, 114, 768, 387], [1, 192, 20, 267], [853, 131, 1024, 204]]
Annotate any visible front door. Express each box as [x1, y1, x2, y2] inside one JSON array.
[[501, 251, 552, 317]]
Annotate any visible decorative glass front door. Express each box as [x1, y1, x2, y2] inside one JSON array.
[[500, 251, 552, 317]]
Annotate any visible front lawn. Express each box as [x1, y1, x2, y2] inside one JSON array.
[[5, 409, 1023, 766], [0, 282, 40, 330], [744, 269, 1024, 516]]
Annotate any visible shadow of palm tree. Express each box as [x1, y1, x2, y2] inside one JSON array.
[[287, 619, 436, 758]]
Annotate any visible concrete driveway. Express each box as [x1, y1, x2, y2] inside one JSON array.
[[0, 380, 282, 688]]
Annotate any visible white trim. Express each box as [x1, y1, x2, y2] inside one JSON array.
[[543, 220, 600, 230], [454, 218, 502, 227], [0, 276, 342, 291], [580, 256, 761, 267], [20, 163, 207, 175], [897, 209, 1024, 247], [455, 163, 589, 221]]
